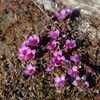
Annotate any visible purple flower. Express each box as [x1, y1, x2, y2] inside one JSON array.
[[45, 66, 54, 72], [54, 75, 65, 88], [67, 66, 78, 78], [47, 40, 57, 50], [53, 50, 69, 65], [52, 56, 66, 65], [48, 29, 60, 39], [47, 61, 53, 66], [70, 53, 79, 63], [46, 61, 55, 72], [19, 46, 29, 55], [19, 46, 36, 61], [22, 40, 29, 47], [84, 81, 89, 87], [25, 49, 36, 60], [72, 80, 78, 87], [72, 75, 89, 87], [53, 50, 62, 57], [24, 64, 36, 76], [19, 46, 30, 60], [64, 39, 76, 50], [86, 67, 93, 73], [65, 60, 69, 65], [28, 34, 40, 46], [55, 8, 73, 20]]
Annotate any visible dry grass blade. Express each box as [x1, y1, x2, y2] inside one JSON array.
[[32, 0, 60, 30]]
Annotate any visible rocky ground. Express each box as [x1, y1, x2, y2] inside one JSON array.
[[0, 0, 100, 99]]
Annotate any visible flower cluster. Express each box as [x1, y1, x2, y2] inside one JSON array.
[[19, 34, 40, 61], [46, 29, 80, 87], [19, 34, 40, 75], [19, 46, 36, 61], [18, 8, 93, 90]]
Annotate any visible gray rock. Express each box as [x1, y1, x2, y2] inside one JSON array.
[[36, 0, 59, 12], [36, 0, 100, 17], [35, 0, 100, 41], [78, 19, 100, 40], [58, 0, 100, 18]]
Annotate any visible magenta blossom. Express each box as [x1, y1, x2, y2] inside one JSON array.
[[86, 67, 93, 73], [52, 56, 66, 65], [47, 40, 57, 50], [19, 46, 30, 60], [28, 34, 40, 46], [45, 66, 54, 72], [48, 29, 60, 39], [67, 66, 78, 78], [24, 64, 36, 76], [64, 39, 76, 50], [70, 53, 79, 63], [25, 49, 36, 60], [22, 40, 29, 47], [55, 8, 73, 20], [54, 75, 65, 88], [72, 75, 89, 87], [45, 61, 55, 72], [53, 50, 62, 57], [19, 46, 36, 61], [19, 46, 29, 56], [53, 50, 69, 65], [47, 61, 53, 67]]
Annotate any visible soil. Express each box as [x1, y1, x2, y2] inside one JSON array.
[[0, 0, 100, 99]]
